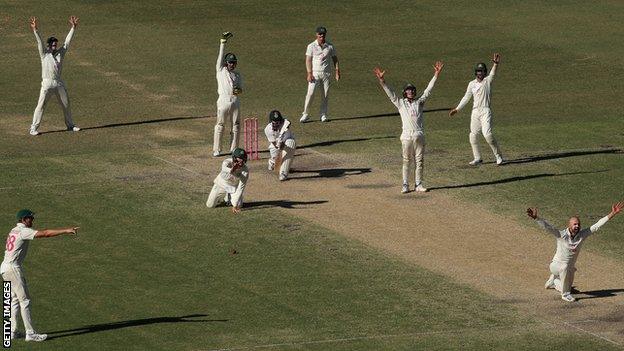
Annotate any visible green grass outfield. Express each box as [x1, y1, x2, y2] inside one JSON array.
[[1, 1, 623, 349]]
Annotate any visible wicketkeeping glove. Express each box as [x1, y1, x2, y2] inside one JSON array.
[[221, 31, 233, 43]]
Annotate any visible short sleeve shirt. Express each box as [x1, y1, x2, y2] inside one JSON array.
[[2, 223, 37, 270], [306, 40, 336, 73]]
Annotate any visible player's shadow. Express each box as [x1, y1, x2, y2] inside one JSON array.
[[38, 115, 209, 134], [244, 199, 328, 210], [330, 108, 452, 121], [299, 136, 394, 149], [574, 288, 624, 301], [291, 167, 372, 179], [428, 170, 607, 191], [504, 148, 621, 165], [45, 314, 223, 340]]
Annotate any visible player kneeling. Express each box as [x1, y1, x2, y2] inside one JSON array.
[[264, 110, 296, 181], [206, 148, 249, 214]]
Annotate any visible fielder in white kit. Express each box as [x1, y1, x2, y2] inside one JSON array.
[[300, 26, 340, 123], [29, 16, 81, 136], [1, 209, 78, 342], [526, 202, 624, 302], [374, 62, 444, 193], [264, 110, 296, 181], [213, 32, 243, 157], [449, 53, 504, 166], [206, 148, 249, 214]]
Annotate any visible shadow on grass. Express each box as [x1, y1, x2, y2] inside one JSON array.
[[39, 115, 210, 134], [299, 135, 394, 149], [291, 167, 372, 179], [244, 199, 328, 210], [46, 314, 223, 340], [329, 107, 453, 122], [505, 148, 622, 165], [428, 170, 608, 191], [574, 288, 624, 301]]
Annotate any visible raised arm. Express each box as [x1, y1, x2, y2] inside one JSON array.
[[35, 226, 79, 238], [590, 201, 624, 233], [488, 53, 500, 80], [30, 17, 45, 58], [62, 16, 78, 50], [527, 207, 561, 238], [418, 61, 444, 102], [216, 32, 232, 72], [373, 66, 399, 108]]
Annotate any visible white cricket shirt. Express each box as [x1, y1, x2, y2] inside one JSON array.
[[537, 216, 609, 265], [382, 76, 437, 139], [455, 66, 497, 111], [305, 40, 337, 73], [1, 223, 38, 272], [34, 28, 74, 81], [216, 42, 243, 96]]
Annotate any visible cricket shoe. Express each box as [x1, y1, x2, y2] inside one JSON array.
[[279, 172, 288, 181], [224, 193, 232, 206], [468, 159, 483, 166], [415, 184, 428, 192], [68, 126, 81, 132], [320, 115, 329, 122], [29, 129, 39, 136], [25, 333, 47, 342], [10, 331, 24, 339], [401, 183, 409, 194], [268, 160, 275, 171], [495, 155, 505, 165], [544, 274, 555, 289], [213, 150, 220, 157], [561, 292, 576, 302], [299, 113, 309, 123]]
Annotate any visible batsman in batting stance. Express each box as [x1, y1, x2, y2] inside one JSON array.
[[449, 53, 504, 166], [213, 31, 243, 157], [29, 16, 81, 136], [374, 61, 444, 193], [264, 110, 296, 181], [2, 209, 79, 341], [526, 201, 624, 302], [206, 148, 249, 214]]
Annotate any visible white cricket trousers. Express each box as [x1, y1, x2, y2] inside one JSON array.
[[1, 266, 36, 334], [469, 107, 502, 160], [549, 261, 576, 294], [206, 184, 242, 208], [302, 72, 331, 117], [31, 79, 75, 131], [401, 134, 425, 186], [214, 95, 240, 153], [269, 138, 296, 176]]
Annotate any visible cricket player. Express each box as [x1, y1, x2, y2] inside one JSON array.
[[29, 16, 81, 136], [213, 32, 243, 157], [1, 209, 78, 341], [449, 53, 504, 166], [526, 202, 624, 302], [264, 110, 296, 181], [374, 62, 444, 193], [300, 26, 340, 123], [206, 148, 249, 214]]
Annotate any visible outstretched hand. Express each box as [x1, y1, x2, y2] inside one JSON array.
[[609, 201, 624, 218], [433, 61, 444, 75], [526, 207, 538, 220], [373, 66, 385, 81], [68, 226, 80, 235], [69, 16, 79, 27], [231, 206, 241, 214], [221, 31, 233, 43], [29, 17, 37, 31], [492, 53, 501, 64], [448, 108, 458, 117]]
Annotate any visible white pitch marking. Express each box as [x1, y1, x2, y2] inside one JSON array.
[[152, 156, 201, 176], [563, 321, 621, 346]]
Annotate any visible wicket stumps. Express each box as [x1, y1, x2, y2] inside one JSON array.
[[244, 118, 259, 160]]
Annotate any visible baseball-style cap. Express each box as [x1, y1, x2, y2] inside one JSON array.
[[16, 209, 35, 220], [316, 26, 327, 34]]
